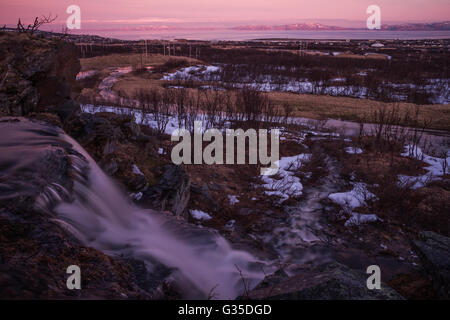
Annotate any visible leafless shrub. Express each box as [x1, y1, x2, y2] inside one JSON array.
[[207, 284, 220, 300], [135, 88, 172, 135], [282, 103, 294, 125], [155, 58, 191, 73], [440, 151, 449, 175], [16, 14, 57, 35], [235, 264, 250, 299], [366, 104, 432, 165]]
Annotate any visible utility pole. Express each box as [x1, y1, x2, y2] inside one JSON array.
[[145, 39, 148, 63]]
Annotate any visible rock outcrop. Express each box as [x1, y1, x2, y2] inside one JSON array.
[[143, 164, 191, 218], [0, 32, 80, 122], [65, 111, 163, 193], [246, 262, 403, 300], [413, 231, 450, 298]]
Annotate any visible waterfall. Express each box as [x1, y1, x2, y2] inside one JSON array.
[[0, 118, 264, 299]]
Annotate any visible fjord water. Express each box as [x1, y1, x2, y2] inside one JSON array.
[[71, 29, 450, 41], [0, 118, 264, 299]]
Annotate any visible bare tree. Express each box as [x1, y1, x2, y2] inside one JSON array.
[[17, 14, 57, 35]]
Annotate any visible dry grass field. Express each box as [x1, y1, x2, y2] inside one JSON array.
[[80, 53, 450, 131], [268, 92, 450, 131], [80, 53, 200, 71]]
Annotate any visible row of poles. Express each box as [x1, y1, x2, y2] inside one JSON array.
[[161, 41, 200, 59], [77, 40, 202, 60]]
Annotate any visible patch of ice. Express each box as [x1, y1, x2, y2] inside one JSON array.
[[190, 209, 212, 221]]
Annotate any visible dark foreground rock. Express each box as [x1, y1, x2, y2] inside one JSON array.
[[413, 231, 450, 298], [65, 112, 164, 193], [143, 164, 191, 218], [245, 262, 403, 300]]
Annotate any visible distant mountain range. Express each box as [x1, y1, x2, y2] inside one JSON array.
[[232, 23, 346, 31], [381, 21, 450, 31], [232, 21, 450, 31]]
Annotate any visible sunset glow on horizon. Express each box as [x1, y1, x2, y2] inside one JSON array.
[[1, 0, 449, 29]]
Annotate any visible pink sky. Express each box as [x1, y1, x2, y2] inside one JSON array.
[[1, 0, 449, 27]]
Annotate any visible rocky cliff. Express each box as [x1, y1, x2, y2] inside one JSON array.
[[0, 31, 80, 122]]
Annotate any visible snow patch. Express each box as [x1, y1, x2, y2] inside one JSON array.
[[344, 213, 379, 227], [261, 154, 310, 203], [345, 147, 363, 154], [76, 70, 98, 80], [398, 145, 449, 189], [132, 164, 144, 176], [328, 182, 376, 210], [228, 195, 240, 206], [190, 209, 212, 221]]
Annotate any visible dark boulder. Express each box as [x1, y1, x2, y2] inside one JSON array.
[[413, 231, 450, 298], [65, 112, 156, 193], [245, 262, 403, 300], [143, 164, 190, 218]]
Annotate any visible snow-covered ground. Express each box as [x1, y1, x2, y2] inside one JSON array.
[[162, 65, 221, 81], [398, 145, 449, 189], [228, 195, 240, 206], [261, 154, 310, 203], [190, 209, 212, 221], [344, 213, 379, 227], [328, 182, 375, 210], [81, 104, 184, 135], [76, 70, 98, 80], [328, 182, 380, 227], [345, 147, 363, 154], [160, 64, 449, 104]]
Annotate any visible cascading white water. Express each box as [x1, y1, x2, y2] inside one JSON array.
[[1, 118, 264, 299], [55, 137, 264, 299]]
